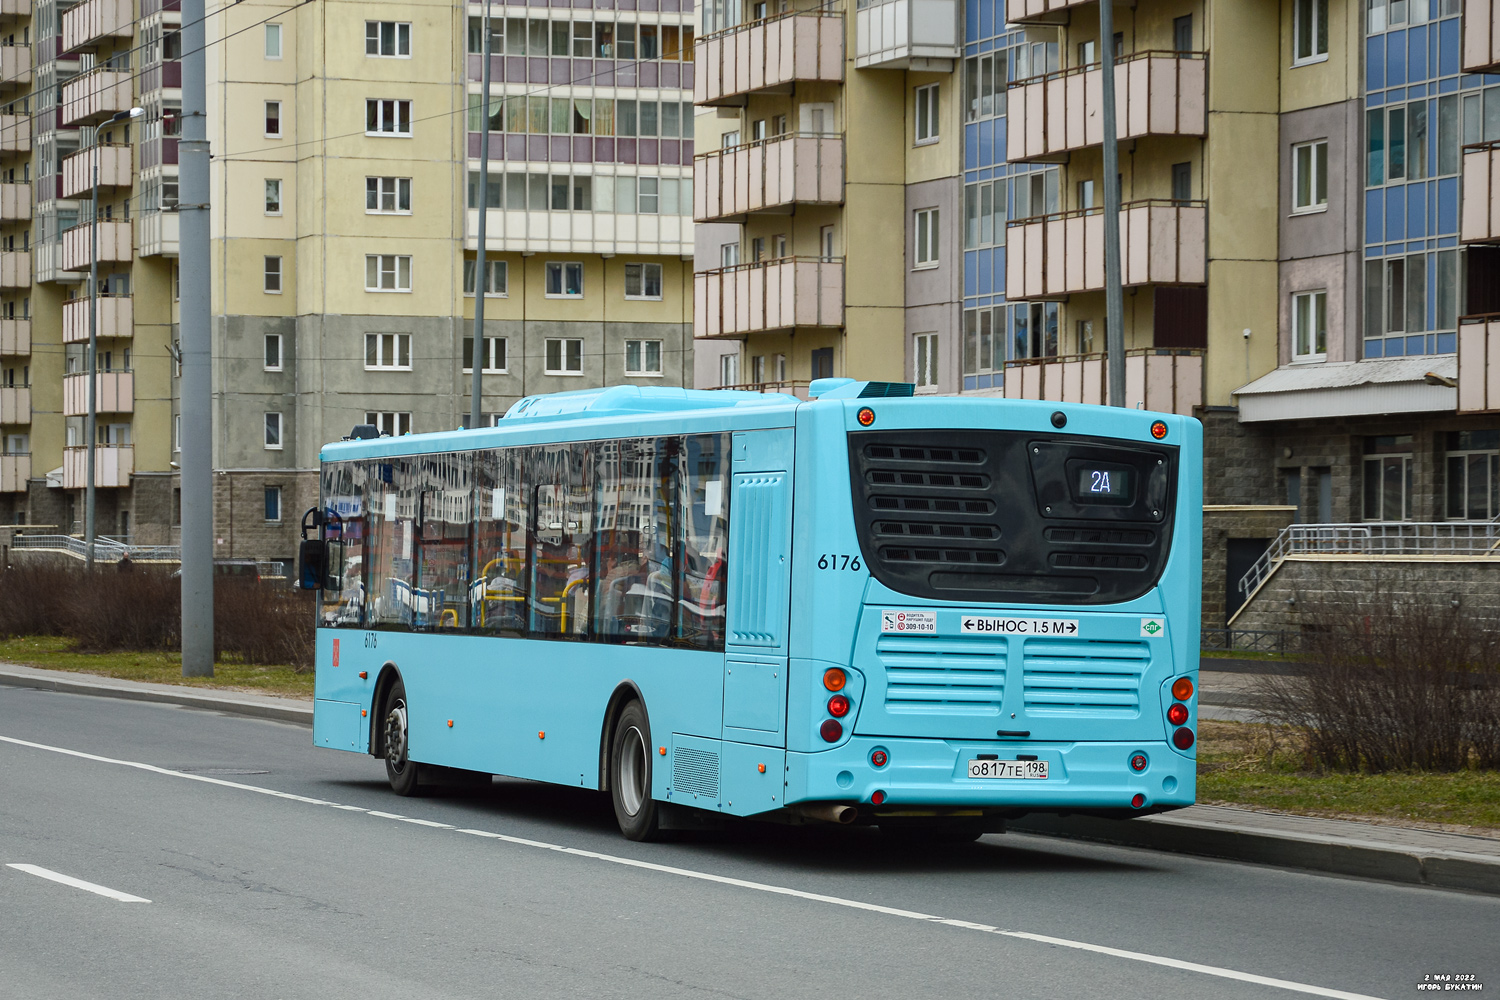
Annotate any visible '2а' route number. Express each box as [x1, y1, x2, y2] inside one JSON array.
[[817, 554, 862, 571]]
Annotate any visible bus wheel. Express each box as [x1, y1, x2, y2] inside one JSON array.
[[610, 701, 661, 842], [383, 679, 422, 797]]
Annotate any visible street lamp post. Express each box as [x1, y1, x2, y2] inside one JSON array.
[[83, 106, 144, 571]]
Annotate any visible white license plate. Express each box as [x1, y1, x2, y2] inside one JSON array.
[[968, 759, 1048, 780]]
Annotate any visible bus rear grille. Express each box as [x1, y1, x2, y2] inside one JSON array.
[[859, 441, 1003, 572], [877, 637, 1006, 715], [672, 747, 720, 799], [1021, 639, 1147, 716]]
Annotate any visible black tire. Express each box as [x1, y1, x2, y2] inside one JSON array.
[[609, 701, 661, 841], [879, 819, 986, 844], [382, 679, 424, 797]]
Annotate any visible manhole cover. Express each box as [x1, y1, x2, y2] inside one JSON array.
[[177, 768, 271, 775]]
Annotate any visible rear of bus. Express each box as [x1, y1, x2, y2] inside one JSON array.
[[782, 385, 1201, 823]]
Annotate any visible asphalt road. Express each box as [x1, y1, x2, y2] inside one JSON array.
[[1, 682, 1494, 1000]]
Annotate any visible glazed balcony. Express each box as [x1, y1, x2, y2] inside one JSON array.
[[0, 250, 30, 288], [63, 444, 132, 489], [0, 383, 28, 422], [1002, 347, 1204, 416], [1458, 315, 1500, 413], [0, 181, 29, 221], [1004, 0, 1091, 24], [0, 452, 28, 492], [1004, 200, 1207, 300], [0, 113, 30, 152], [138, 210, 179, 257], [694, 257, 844, 338], [63, 295, 133, 344], [61, 145, 132, 199], [0, 44, 31, 91], [62, 68, 134, 127], [63, 0, 134, 52], [63, 369, 134, 416], [34, 243, 83, 285], [62, 221, 133, 271], [1007, 52, 1206, 162], [0, 318, 28, 355], [1461, 142, 1500, 243], [854, 0, 960, 70], [0, 0, 32, 22], [694, 133, 844, 223], [695, 11, 844, 107]]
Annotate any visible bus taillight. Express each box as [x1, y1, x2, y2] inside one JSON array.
[[820, 719, 843, 742], [871, 790, 886, 805], [1131, 793, 1146, 808], [1173, 727, 1195, 750], [827, 694, 850, 717], [823, 668, 847, 691], [1172, 676, 1194, 700], [1167, 703, 1189, 726]]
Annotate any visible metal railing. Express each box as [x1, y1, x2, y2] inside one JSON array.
[[1238, 521, 1500, 598], [1200, 628, 1303, 655], [715, 379, 812, 398], [10, 533, 180, 562]]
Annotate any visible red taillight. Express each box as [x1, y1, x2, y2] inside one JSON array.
[[820, 719, 843, 742], [1131, 793, 1146, 808], [827, 694, 850, 717], [1172, 676, 1194, 700], [823, 668, 847, 692], [1173, 727, 1195, 750], [1167, 703, 1189, 726], [1129, 753, 1148, 772], [871, 790, 886, 805], [871, 749, 888, 768]]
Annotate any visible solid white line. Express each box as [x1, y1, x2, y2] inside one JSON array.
[[7, 863, 150, 903], [0, 733, 1388, 1000]]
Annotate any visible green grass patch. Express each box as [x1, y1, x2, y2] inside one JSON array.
[[1198, 719, 1500, 835], [0, 636, 314, 700]]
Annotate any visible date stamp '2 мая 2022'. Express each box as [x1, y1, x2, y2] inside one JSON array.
[[1417, 974, 1483, 991]]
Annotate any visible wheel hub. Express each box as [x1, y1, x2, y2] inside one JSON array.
[[385, 702, 408, 774]]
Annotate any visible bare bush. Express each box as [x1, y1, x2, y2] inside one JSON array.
[[0, 564, 75, 637], [67, 568, 181, 653], [213, 582, 315, 669], [1259, 580, 1500, 773]]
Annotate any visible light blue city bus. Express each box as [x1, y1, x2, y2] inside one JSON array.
[[303, 378, 1202, 841]]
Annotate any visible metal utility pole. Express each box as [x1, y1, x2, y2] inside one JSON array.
[[179, 0, 213, 676], [470, 0, 493, 431], [1099, 0, 1126, 407]]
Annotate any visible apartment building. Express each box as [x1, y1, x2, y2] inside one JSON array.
[[0, 0, 696, 568]]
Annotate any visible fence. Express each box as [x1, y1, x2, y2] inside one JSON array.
[[1238, 521, 1500, 600], [1200, 628, 1302, 655], [10, 533, 181, 563]]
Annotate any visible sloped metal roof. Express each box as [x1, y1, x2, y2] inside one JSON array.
[[1232, 357, 1458, 422]]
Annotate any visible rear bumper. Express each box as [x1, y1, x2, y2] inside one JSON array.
[[784, 735, 1195, 812]]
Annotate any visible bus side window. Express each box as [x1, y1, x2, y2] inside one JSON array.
[[474, 448, 529, 635], [415, 452, 473, 631], [594, 437, 676, 642], [530, 444, 593, 637], [320, 461, 366, 627], [678, 433, 729, 650], [366, 458, 417, 630]]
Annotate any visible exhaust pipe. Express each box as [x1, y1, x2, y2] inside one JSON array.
[[794, 803, 858, 825]]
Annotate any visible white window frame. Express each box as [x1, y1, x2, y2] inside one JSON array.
[[913, 207, 940, 269], [544, 261, 584, 298], [264, 178, 282, 216], [545, 337, 585, 375], [263, 255, 282, 293], [264, 485, 283, 523], [463, 336, 509, 374], [264, 100, 282, 138], [365, 99, 413, 137], [624, 262, 663, 300], [366, 21, 412, 58], [914, 83, 939, 145], [364, 411, 412, 437], [719, 351, 740, 387], [913, 333, 939, 390], [264, 412, 283, 450], [366, 176, 412, 215], [264, 333, 283, 371], [720, 243, 739, 268], [1291, 139, 1328, 214], [264, 23, 283, 60], [365, 332, 412, 371], [1293, 0, 1329, 65], [365, 254, 412, 292], [1292, 290, 1328, 362], [464, 259, 508, 297], [624, 338, 664, 376]]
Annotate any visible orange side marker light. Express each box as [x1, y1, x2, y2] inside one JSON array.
[[361, 710, 367, 717], [757, 763, 766, 773], [447, 720, 454, 728], [659, 746, 667, 756], [538, 731, 546, 740], [358, 671, 368, 680]]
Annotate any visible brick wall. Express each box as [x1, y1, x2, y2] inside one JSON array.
[[1231, 558, 1500, 632], [213, 470, 318, 565], [1201, 505, 1296, 629]]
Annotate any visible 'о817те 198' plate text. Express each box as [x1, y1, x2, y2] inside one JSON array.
[[968, 759, 1049, 779]]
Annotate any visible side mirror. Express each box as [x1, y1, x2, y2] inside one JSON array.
[[298, 538, 325, 591]]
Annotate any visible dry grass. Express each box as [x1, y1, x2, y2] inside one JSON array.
[[0, 636, 314, 699]]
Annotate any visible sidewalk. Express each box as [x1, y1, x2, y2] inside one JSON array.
[[2, 661, 1495, 894]]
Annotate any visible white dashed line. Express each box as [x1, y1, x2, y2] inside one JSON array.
[[7, 863, 151, 903]]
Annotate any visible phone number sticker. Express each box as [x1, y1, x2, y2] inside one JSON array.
[[882, 610, 936, 633], [961, 617, 1079, 635]]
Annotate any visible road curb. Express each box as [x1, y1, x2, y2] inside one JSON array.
[[1008, 813, 1500, 895], [0, 667, 313, 726]]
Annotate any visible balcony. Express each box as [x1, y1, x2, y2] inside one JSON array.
[[695, 11, 844, 107], [61, 145, 132, 199], [0, 318, 27, 355], [694, 134, 844, 223], [63, 221, 133, 271], [0, 452, 27, 492], [62, 68, 133, 127], [0, 113, 30, 152], [63, 0, 133, 52], [855, 0, 960, 70], [0, 181, 28, 221], [1465, 0, 1500, 74], [63, 369, 134, 416], [1002, 348, 1204, 416], [0, 383, 28, 423], [1007, 52, 1206, 162], [1458, 316, 1500, 413], [0, 0, 32, 22], [63, 444, 133, 489], [694, 258, 844, 338], [1005, 200, 1207, 300], [34, 242, 83, 285], [138, 210, 179, 257], [1462, 142, 1500, 243], [1004, 0, 1091, 24], [63, 295, 133, 344], [0, 250, 30, 288], [0, 44, 30, 91]]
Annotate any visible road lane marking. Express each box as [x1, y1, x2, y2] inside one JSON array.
[[7, 864, 150, 903], [0, 733, 1386, 1000]]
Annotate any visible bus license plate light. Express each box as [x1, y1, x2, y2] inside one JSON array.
[[968, 759, 1048, 780]]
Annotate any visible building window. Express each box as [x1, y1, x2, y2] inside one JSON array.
[[365, 99, 412, 136], [544, 261, 583, 297], [265, 101, 282, 137], [1293, 0, 1329, 64], [264, 178, 282, 215], [1292, 290, 1327, 361], [1173, 14, 1193, 53], [913, 333, 938, 388], [464, 259, 508, 296], [637, 177, 660, 213], [365, 254, 412, 291], [1363, 250, 1459, 358], [366, 21, 412, 57], [750, 236, 765, 262], [963, 50, 1006, 123], [365, 411, 411, 437], [1445, 430, 1500, 519], [264, 256, 282, 293], [719, 352, 740, 387], [365, 332, 412, 370], [1363, 436, 1413, 521], [913, 208, 940, 268], [264, 486, 282, 523], [1368, 99, 1453, 185], [264, 333, 283, 371], [624, 262, 663, 299], [914, 84, 939, 144], [624, 339, 663, 375], [545, 338, 584, 374], [264, 412, 283, 450], [366, 176, 412, 214], [265, 23, 282, 59], [1292, 140, 1328, 213], [172, 415, 179, 453], [1170, 162, 1192, 202], [964, 179, 1007, 249], [720, 243, 739, 268], [463, 337, 508, 373]]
